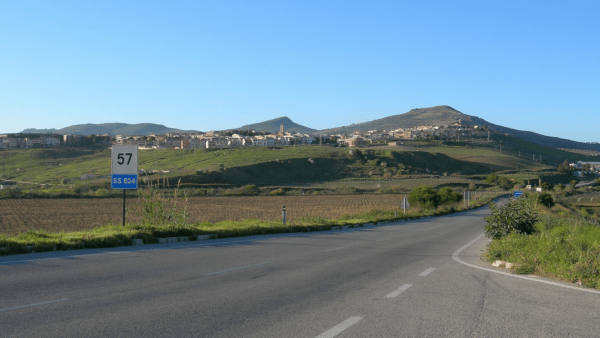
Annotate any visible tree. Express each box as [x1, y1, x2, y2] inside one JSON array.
[[438, 187, 463, 205], [557, 160, 572, 174], [408, 186, 441, 210], [541, 182, 554, 191], [537, 193, 555, 208], [485, 174, 498, 184]]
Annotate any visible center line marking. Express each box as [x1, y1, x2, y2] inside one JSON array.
[[0, 299, 70, 313], [385, 284, 412, 298], [324, 246, 349, 252], [205, 262, 272, 276], [315, 316, 362, 338], [418, 268, 436, 276]]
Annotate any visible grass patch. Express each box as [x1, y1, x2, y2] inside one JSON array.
[[0, 193, 504, 256], [485, 199, 600, 289]]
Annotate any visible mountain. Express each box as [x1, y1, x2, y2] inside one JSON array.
[[237, 116, 316, 134], [316, 105, 600, 151], [317, 106, 473, 134], [21, 123, 200, 136]]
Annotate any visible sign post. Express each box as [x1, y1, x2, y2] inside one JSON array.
[[401, 197, 410, 215], [111, 145, 138, 227]]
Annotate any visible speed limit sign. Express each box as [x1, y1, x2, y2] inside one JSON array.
[[111, 145, 138, 189]]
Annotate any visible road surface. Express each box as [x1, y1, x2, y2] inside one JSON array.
[[2, 199, 599, 337]]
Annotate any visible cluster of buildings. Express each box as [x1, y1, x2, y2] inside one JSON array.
[[118, 126, 313, 149], [0, 134, 61, 149], [334, 123, 486, 147], [0, 123, 489, 150], [571, 161, 600, 176]]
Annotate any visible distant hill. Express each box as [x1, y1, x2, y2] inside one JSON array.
[[237, 116, 316, 134], [22, 123, 199, 136], [317, 105, 600, 151], [317, 106, 473, 134]]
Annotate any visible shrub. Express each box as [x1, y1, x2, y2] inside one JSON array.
[[61, 178, 69, 185], [468, 182, 477, 191], [269, 188, 285, 196], [541, 182, 554, 191], [537, 192, 555, 208], [485, 174, 498, 184], [243, 184, 260, 195], [408, 186, 441, 210], [438, 187, 463, 205], [96, 188, 110, 197], [485, 196, 540, 239], [570, 180, 578, 187]]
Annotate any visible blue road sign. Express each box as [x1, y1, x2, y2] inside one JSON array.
[[111, 174, 138, 189], [514, 191, 523, 198]]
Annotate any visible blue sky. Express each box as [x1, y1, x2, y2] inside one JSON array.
[[1, 1, 598, 142]]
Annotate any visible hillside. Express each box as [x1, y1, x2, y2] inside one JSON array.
[[317, 105, 600, 151], [317, 106, 473, 134], [237, 117, 316, 134], [22, 123, 199, 136]]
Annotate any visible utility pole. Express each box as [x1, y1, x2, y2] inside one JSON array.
[[488, 130, 490, 141]]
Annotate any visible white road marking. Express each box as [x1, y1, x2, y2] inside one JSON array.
[[418, 268, 436, 276], [0, 299, 69, 313], [324, 246, 349, 252], [315, 316, 362, 338], [453, 233, 600, 295], [385, 284, 412, 298], [205, 262, 272, 276]]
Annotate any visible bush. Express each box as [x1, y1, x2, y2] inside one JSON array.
[[438, 187, 463, 205], [96, 188, 110, 197], [570, 180, 578, 187], [537, 192, 555, 208], [541, 182, 554, 191], [485, 196, 539, 239], [269, 188, 285, 196], [243, 184, 260, 195], [408, 186, 441, 210], [485, 174, 498, 184]]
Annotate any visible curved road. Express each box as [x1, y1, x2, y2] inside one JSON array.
[[2, 199, 599, 337]]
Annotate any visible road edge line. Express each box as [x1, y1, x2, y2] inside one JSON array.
[[452, 233, 600, 295]]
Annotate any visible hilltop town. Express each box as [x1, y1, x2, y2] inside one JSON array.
[[1, 121, 492, 149]]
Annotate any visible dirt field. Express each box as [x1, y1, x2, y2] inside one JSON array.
[[0, 194, 410, 235]]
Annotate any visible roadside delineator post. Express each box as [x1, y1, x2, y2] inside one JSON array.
[[282, 206, 286, 225]]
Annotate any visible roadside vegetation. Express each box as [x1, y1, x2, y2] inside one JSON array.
[[485, 183, 600, 289], [0, 186, 505, 256]]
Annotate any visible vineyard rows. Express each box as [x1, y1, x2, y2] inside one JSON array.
[[0, 192, 503, 235], [282, 177, 482, 190]]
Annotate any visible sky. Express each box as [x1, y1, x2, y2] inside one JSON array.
[[1, 1, 599, 142]]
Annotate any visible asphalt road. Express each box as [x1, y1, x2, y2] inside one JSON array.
[[2, 200, 600, 337]]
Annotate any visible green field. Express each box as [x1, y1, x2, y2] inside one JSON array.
[[0, 139, 589, 193]]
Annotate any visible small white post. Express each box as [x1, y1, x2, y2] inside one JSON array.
[[282, 206, 286, 225]]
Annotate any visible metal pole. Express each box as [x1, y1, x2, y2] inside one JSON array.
[[282, 206, 286, 225], [123, 189, 126, 227]]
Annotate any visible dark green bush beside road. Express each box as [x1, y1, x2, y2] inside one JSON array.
[[485, 192, 600, 289], [484, 196, 539, 240], [408, 185, 463, 210]]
